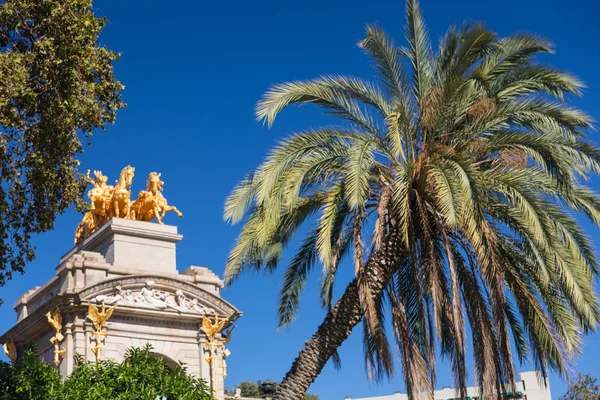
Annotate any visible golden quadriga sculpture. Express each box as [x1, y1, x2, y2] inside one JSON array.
[[75, 167, 182, 243]]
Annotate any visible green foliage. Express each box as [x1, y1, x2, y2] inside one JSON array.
[[560, 373, 600, 400], [237, 381, 262, 397], [0, 0, 125, 293], [0, 345, 213, 400], [225, 0, 600, 397], [0, 349, 61, 399], [303, 394, 320, 400], [233, 380, 320, 399]]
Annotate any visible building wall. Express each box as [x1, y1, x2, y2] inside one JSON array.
[[519, 371, 551, 400], [344, 371, 551, 400]]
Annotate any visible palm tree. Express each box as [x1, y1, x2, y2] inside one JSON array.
[[224, 1, 600, 398]]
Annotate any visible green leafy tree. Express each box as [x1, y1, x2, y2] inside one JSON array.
[[237, 381, 262, 397], [0, 345, 213, 399], [0, 0, 125, 292], [560, 373, 600, 400], [233, 380, 319, 399], [224, 0, 600, 398], [0, 349, 62, 399]]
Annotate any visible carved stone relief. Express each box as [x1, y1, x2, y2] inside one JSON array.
[[78, 275, 237, 316], [94, 281, 216, 315]]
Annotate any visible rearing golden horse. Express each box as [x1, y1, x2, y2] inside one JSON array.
[[74, 171, 114, 244], [109, 165, 135, 219], [130, 172, 182, 224], [75, 167, 183, 243], [88, 171, 114, 226]]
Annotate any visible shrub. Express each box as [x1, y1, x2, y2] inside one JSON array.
[[0, 345, 213, 400]]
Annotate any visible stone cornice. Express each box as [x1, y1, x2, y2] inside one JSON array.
[[13, 276, 59, 309], [1, 294, 69, 345]]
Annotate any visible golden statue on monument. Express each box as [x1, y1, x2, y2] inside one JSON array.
[[87, 303, 116, 362], [109, 165, 135, 219], [2, 340, 16, 362], [74, 167, 181, 244], [46, 308, 66, 366], [219, 325, 235, 380], [75, 170, 113, 243], [201, 315, 227, 394], [130, 172, 183, 223]]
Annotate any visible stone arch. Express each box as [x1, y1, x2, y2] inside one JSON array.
[[152, 352, 179, 371]]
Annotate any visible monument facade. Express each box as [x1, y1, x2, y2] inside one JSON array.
[[0, 168, 240, 400]]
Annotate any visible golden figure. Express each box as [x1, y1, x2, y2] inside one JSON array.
[[219, 325, 235, 380], [88, 170, 114, 224], [75, 166, 135, 244], [109, 165, 135, 219], [3, 340, 16, 362], [46, 308, 64, 342], [46, 308, 65, 366], [50, 337, 66, 366], [75, 170, 114, 244], [222, 348, 231, 379], [87, 303, 116, 362], [201, 315, 227, 394], [130, 172, 183, 224], [74, 166, 183, 243]]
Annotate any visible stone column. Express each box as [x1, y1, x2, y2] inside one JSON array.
[[63, 317, 75, 377], [72, 314, 87, 364]]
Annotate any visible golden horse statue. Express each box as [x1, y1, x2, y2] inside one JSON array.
[[75, 166, 182, 243], [130, 172, 182, 224], [75, 171, 114, 244], [109, 165, 135, 219], [88, 170, 114, 221]]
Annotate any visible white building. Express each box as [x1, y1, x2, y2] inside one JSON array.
[[345, 371, 551, 400]]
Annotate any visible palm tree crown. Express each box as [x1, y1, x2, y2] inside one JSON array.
[[225, 0, 600, 397]]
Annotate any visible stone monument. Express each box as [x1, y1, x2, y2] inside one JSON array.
[[0, 168, 240, 400]]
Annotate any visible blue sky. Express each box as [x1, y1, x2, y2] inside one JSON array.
[[1, 0, 599, 398]]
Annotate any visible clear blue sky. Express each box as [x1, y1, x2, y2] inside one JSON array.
[[1, 0, 599, 398]]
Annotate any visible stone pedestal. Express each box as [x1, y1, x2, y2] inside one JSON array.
[[62, 218, 182, 275], [1, 218, 240, 400]]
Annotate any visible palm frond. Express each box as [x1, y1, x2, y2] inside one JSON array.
[[406, 0, 433, 103], [255, 78, 381, 135], [278, 230, 320, 327]]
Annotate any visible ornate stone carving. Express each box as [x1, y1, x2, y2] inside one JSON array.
[[94, 281, 216, 315], [78, 275, 237, 316]]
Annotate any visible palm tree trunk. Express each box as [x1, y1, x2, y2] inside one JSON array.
[[273, 231, 403, 400]]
